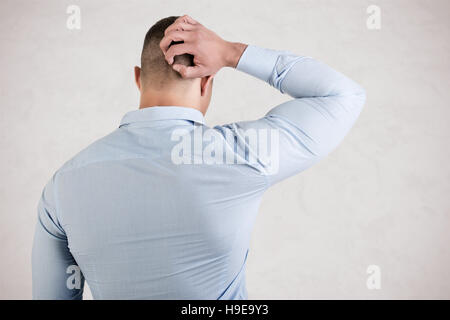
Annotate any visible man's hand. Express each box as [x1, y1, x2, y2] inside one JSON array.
[[159, 15, 247, 79]]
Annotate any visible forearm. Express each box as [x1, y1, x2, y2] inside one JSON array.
[[234, 44, 365, 99]]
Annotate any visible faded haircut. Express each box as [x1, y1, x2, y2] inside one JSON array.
[[140, 16, 194, 89]]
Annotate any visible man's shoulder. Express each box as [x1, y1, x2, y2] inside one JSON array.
[[57, 128, 132, 175]]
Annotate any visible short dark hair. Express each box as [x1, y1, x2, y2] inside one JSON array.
[[140, 16, 194, 89]]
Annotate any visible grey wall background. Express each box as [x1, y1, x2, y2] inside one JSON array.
[[0, 0, 449, 299]]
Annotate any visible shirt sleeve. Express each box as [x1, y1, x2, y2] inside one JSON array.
[[215, 44, 366, 186], [32, 173, 85, 300]]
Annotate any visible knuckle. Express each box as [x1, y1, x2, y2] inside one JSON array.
[[165, 25, 175, 35], [174, 23, 182, 31]]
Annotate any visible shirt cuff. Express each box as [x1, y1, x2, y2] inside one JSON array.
[[236, 44, 280, 83]]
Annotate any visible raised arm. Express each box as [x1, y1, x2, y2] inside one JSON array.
[[161, 15, 366, 186], [226, 44, 366, 185]]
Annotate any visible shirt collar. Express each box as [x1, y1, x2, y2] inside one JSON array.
[[119, 106, 205, 127]]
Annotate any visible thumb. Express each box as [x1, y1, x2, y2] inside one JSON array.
[[172, 64, 205, 79]]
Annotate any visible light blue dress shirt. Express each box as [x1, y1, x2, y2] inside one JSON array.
[[32, 44, 366, 299]]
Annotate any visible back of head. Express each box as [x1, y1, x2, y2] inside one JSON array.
[[140, 16, 194, 90]]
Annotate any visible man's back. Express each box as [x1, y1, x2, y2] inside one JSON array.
[[32, 29, 365, 298], [47, 107, 265, 299]]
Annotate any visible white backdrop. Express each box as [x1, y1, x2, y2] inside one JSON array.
[[0, 0, 449, 299]]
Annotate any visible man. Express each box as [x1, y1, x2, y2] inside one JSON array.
[[32, 15, 366, 299]]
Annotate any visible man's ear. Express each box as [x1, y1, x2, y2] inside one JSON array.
[[200, 75, 214, 96], [134, 66, 142, 91]]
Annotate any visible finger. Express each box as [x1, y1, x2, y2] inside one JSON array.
[[172, 64, 206, 79], [159, 30, 193, 54], [165, 21, 196, 36], [165, 43, 195, 65], [178, 14, 199, 25]]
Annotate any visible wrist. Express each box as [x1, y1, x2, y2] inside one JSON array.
[[223, 41, 248, 68]]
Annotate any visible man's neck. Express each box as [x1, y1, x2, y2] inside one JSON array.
[[139, 90, 204, 115]]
